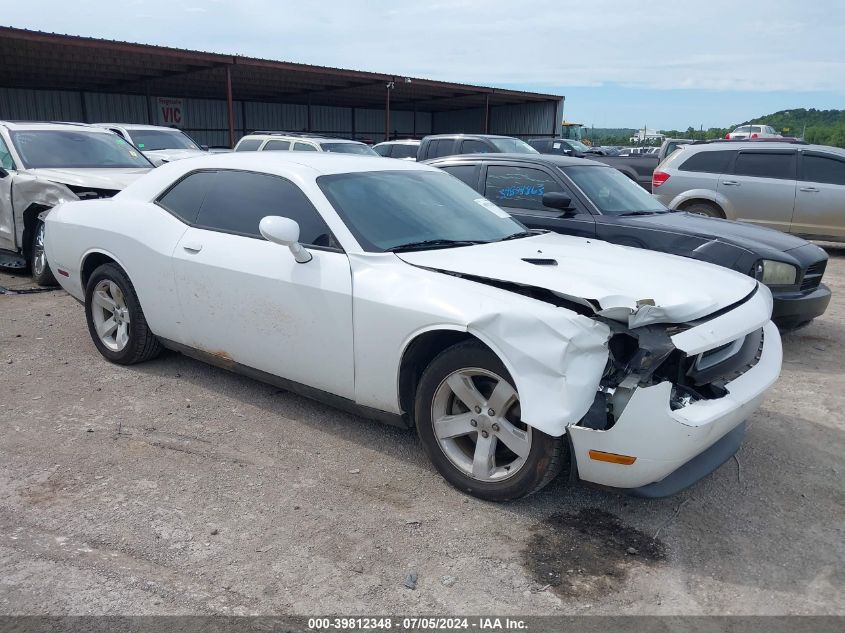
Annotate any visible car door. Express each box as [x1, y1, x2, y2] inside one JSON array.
[[170, 169, 355, 399], [481, 162, 596, 237], [791, 151, 845, 240], [0, 134, 17, 252], [719, 150, 797, 231]]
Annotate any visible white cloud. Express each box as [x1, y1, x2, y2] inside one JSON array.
[[7, 0, 845, 93]]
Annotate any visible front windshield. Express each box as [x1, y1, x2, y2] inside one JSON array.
[[568, 140, 591, 152], [318, 170, 526, 252], [488, 138, 539, 154], [130, 129, 199, 151], [11, 131, 153, 169], [564, 165, 667, 215], [320, 142, 378, 156]]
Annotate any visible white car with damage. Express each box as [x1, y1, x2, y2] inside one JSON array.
[[44, 153, 783, 500], [0, 121, 153, 285]]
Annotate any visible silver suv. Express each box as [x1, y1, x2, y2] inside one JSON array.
[[653, 141, 845, 242]]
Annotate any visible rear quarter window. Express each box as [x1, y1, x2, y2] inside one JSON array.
[[679, 150, 734, 174], [157, 170, 218, 224], [235, 139, 262, 152], [803, 154, 845, 186], [427, 139, 455, 159], [440, 164, 480, 189]]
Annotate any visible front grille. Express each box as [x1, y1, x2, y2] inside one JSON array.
[[800, 260, 826, 292]]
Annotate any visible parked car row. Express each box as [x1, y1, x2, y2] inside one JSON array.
[[1, 123, 835, 331], [42, 151, 784, 501]]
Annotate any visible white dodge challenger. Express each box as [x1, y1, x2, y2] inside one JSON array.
[[44, 153, 782, 501]]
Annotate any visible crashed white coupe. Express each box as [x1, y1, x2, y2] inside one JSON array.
[[44, 153, 782, 500]]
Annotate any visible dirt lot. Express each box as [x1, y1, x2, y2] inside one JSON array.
[[1, 247, 843, 616]]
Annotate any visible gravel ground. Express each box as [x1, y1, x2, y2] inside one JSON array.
[[0, 246, 843, 616]]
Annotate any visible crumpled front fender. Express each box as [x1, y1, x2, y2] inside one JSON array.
[[467, 310, 611, 437], [12, 173, 78, 244]]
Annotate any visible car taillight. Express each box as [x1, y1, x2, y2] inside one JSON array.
[[725, 133, 731, 139], [750, 133, 758, 139], [652, 171, 670, 188]]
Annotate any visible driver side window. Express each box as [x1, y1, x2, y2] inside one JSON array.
[[160, 170, 339, 249], [484, 165, 563, 212]]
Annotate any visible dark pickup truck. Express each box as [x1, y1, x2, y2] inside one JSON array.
[[528, 138, 692, 191]]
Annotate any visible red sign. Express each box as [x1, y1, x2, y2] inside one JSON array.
[[156, 97, 184, 127]]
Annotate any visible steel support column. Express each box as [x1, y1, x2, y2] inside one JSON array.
[[225, 65, 235, 148], [484, 93, 490, 134], [384, 83, 392, 141], [307, 96, 312, 132], [144, 80, 154, 124]]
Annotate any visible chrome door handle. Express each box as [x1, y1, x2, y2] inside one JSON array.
[[722, 180, 740, 186], [800, 186, 819, 193], [182, 242, 203, 253]]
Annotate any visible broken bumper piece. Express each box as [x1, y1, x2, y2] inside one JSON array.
[[568, 320, 781, 493]]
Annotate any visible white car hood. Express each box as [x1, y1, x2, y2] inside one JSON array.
[[142, 149, 207, 163], [25, 168, 151, 190], [396, 233, 758, 328]]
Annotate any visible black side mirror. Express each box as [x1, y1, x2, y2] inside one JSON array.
[[542, 192, 575, 213], [0, 168, 8, 178]]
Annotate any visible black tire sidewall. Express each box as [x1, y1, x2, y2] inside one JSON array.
[[415, 341, 563, 501], [685, 202, 723, 218], [84, 264, 152, 365], [31, 220, 57, 287]]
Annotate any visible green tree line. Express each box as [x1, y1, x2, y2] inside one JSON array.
[[584, 109, 845, 148]]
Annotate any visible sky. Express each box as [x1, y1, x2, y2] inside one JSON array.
[[5, 0, 845, 130]]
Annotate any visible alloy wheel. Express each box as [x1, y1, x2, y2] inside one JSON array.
[[91, 279, 131, 352], [430, 368, 531, 482]]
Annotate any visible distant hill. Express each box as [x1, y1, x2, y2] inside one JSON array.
[[586, 109, 845, 148], [734, 108, 845, 146]]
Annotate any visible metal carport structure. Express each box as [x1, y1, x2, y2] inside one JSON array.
[[0, 27, 563, 147]]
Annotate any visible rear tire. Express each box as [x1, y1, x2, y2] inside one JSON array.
[[84, 263, 162, 365], [30, 220, 57, 287], [683, 201, 724, 218], [415, 340, 566, 501]]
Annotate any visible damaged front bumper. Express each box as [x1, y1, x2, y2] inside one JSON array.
[[568, 288, 782, 496]]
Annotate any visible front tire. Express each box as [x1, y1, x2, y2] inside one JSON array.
[[84, 263, 162, 365], [415, 340, 566, 501], [683, 201, 724, 218], [31, 220, 57, 286]]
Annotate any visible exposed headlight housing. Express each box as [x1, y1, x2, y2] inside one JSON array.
[[757, 260, 798, 286]]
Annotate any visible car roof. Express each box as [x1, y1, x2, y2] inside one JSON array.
[[422, 134, 517, 140], [426, 152, 607, 168], [0, 120, 115, 133], [95, 123, 188, 132], [239, 134, 363, 144], [685, 141, 843, 154], [375, 139, 420, 145], [124, 152, 440, 198]]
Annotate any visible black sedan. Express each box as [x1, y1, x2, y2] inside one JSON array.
[[425, 154, 831, 331]]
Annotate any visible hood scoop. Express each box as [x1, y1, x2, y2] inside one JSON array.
[[522, 257, 558, 266]]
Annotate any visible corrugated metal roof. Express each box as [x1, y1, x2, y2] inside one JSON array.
[[0, 27, 562, 111]]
